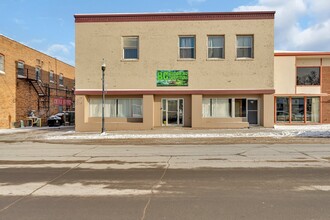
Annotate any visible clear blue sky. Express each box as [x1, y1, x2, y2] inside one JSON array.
[[1, 0, 330, 66]]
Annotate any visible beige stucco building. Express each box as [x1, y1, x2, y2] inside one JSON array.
[[275, 52, 330, 124], [74, 11, 275, 131]]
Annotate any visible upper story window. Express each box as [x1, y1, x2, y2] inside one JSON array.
[[297, 67, 320, 86], [236, 35, 254, 59], [35, 67, 41, 81], [49, 71, 54, 83], [17, 61, 25, 76], [59, 73, 64, 86], [208, 36, 224, 59], [179, 36, 195, 59], [123, 36, 139, 60], [0, 54, 4, 74]]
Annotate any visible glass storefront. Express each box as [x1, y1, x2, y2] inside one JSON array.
[[291, 98, 304, 122], [276, 97, 320, 123], [276, 97, 289, 122]]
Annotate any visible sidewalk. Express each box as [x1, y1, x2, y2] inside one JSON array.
[[0, 125, 330, 145]]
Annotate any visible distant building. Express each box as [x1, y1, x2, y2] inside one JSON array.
[[74, 11, 275, 131], [0, 35, 75, 128], [274, 52, 330, 124]]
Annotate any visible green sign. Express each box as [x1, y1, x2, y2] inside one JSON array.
[[156, 70, 188, 86]]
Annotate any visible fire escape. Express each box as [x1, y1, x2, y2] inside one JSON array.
[[17, 66, 50, 114]]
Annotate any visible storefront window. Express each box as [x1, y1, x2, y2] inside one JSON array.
[[291, 98, 304, 122], [89, 98, 142, 118], [235, 99, 246, 117], [276, 97, 289, 122], [307, 97, 320, 123], [202, 98, 231, 118]]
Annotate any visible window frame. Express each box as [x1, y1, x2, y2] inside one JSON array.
[[59, 73, 64, 86], [296, 66, 321, 86], [202, 98, 232, 118], [35, 66, 41, 81], [236, 35, 254, 59], [207, 35, 225, 60], [122, 36, 139, 60], [49, 70, 54, 83], [89, 98, 143, 118], [179, 35, 196, 60], [17, 61, 25, 77], [0, 54, 5, 74]]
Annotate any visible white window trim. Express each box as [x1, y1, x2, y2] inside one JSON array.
[[49, 71, 54, 83], [59, 73, 64, 86], [0, 54, 5, 74], [236, 35, 254, 60], [178, 35, 196, 60], [207, 35, 225, 60], [122, 36, 139, 61]]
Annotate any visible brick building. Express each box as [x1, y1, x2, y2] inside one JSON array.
[[0, 35, 75, 129]]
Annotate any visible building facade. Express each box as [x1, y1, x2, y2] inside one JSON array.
[[75, 12, 275, 131], [275, 52, 330, 124], [0, 35, 75, 129]]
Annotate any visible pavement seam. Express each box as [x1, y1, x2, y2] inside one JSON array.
[[140, 156, 172, 220], [0, 157, 92, 214], [294, 148, 329, 163]]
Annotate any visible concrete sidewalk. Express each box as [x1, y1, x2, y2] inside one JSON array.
[[1, 143, 330, 169]]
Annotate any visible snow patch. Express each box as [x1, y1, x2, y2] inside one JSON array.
[[0, 182, 157, 197], [294, 185, 330, 191]]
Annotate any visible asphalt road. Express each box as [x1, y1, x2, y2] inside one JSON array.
[[1, 142, 330, 219], [0, 167, 330, 220]]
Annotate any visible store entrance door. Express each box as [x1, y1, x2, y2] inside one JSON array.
[[247, 99, 259, 125], [162, 98, 184, 126]]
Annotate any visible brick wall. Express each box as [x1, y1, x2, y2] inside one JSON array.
[[0, 35, 75, 128], [321, 66, 330, 123]]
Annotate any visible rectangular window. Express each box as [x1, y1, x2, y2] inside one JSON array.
[[235, 99, 246, 117], [179, 36, 195, 59], [49, 71, 54, 82], [123, 36, 139, 59], [0, 55, 5, 73], [59, 73, 64, 86], [17, 61, 24, 76], [296, 67, 320, 85], [276, 97, 289, 122], [35, 67, 41, 81], [237, 35, 253, 58], [307, 97, 320, 122], [202, 98, 232, 118], [291, 98, 304, 122], [208, 36, 224, 59], [89, 98, 143, 118]]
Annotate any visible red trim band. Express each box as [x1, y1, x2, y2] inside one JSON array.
[[75, 11, 275, 23], [275, 52, 330, 57], [75, 89, 275, 95]]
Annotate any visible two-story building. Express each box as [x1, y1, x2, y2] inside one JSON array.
[[74, 11, 275, 131], [0, 35, 75, 128]]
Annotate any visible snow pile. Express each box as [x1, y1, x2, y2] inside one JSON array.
[[43, 126, 330, 140]]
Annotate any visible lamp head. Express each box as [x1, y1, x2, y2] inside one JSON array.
[[101, 60, 106, 71]]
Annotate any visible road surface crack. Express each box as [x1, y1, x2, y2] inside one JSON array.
[[0, 157, 92, 214], [140, 156, 172, 220]]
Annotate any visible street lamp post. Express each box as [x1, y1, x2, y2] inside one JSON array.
[[101, 60, 106, 133]]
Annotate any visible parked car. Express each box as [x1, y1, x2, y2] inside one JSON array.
[[47, 111, 75, 127]]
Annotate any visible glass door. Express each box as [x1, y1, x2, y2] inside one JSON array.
[[247, 99, 258, 125], [162, 98, 184, 126]]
